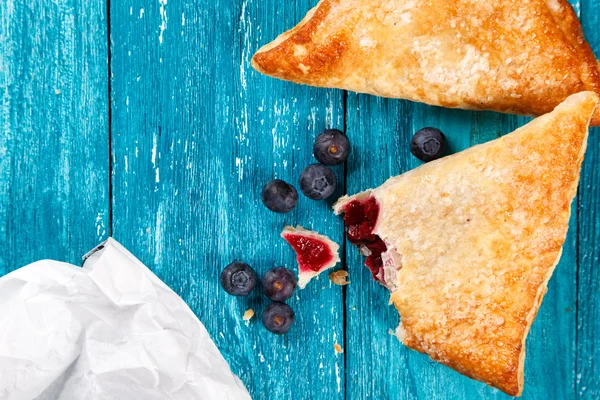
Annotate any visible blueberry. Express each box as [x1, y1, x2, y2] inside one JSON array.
[[313, 129, 350, 165], [410, 127, 446, 162], [299, 164, 336, 200], [219, 262, 257, 296], [261, 179, 298, 213], [262, 267, 297, 302], [262, 302, 295, 334]]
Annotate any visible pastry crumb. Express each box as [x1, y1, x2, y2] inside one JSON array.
[[281, 225, 341, 289], [54, 89, 61, 95], [242, 309, 255, 321], [334, 343, 344, 353], [329, 270, 350, 286]]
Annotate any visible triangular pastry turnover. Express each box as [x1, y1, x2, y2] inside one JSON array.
[[252, 0, 600, 125], [333, 92, 598, 396]]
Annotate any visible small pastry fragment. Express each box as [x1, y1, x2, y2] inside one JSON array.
[[329, 270, 350, 286], [242, 309, 255, 321], [281, 226, 341, 289]]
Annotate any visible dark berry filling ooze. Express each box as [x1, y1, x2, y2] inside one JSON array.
[[343, 197, 387, 283], [282, 234, 335, 272]]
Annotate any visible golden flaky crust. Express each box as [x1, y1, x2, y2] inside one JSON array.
[[252, 0, 600, 125], [352, 92, 596, 396]]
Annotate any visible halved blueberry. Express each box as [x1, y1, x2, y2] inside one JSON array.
[[262, 302, 295, 334], [410, 127, 446, 162], [313, 129, 350, 165], [219, 262, 257, 296], [299, 164, 336, 200], [261, 179, 298, 213]]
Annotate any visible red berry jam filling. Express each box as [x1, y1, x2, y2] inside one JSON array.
[[343, 197, 387, 283], [282, 234, 335, 273]]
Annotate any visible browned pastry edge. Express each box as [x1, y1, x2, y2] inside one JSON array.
[[547, 1, 600, 125], [396, 252, 558, 397], [252, 0, 600, 125], [251, 1, 346, 81]]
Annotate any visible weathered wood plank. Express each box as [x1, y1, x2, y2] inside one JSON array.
[[344, 99, 515, 399], [344, 95, 417, 400], [109, 0, 345, 398], [521, 3, 582, 399], [577, 0, 600, 397], [0, 0, 109, 274]]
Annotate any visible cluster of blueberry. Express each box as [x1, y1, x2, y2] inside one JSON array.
[[221, 127, 447, 334], [220, 262, 297, 334], [261, 127, 446, 213], [261, 129, 350, 213]]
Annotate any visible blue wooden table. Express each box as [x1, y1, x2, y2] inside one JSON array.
[[1, 1, 599, 399]]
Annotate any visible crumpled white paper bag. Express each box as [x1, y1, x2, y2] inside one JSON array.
[[0, 238, 251, 400]]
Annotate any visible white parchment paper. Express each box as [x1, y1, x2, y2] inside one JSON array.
[[0, 238, 251, 400]]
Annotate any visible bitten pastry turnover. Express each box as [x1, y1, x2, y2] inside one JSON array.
[[252, 0, 600, 125], [333, 92, 599, 396]]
